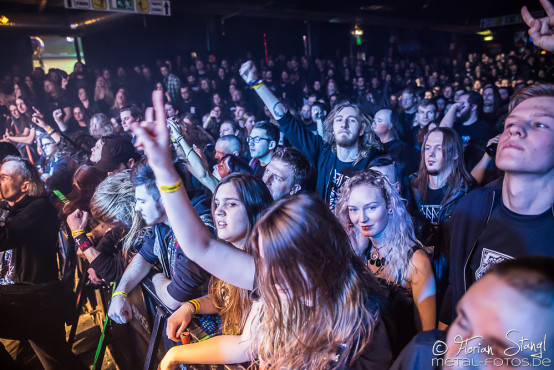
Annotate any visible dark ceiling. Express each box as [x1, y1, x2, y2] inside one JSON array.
[[0, 0, 542, 34]]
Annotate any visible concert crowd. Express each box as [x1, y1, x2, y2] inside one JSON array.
[[0, 1, 553, 369]]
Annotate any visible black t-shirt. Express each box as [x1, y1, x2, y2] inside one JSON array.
[[455, 119, 495, 147], [470, 200, 554, 283], [329, 164, 360, 212], [139, 224, 211, 302], [454, 119, 496, 170], [398, 111, 416, 143], [419, 186, 446, 225]]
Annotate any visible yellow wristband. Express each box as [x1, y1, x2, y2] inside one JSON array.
[[112, 291, 128, 299], [253, 81, 264, 90], [71, 229, 85, 237], [158, 180, 183, 193], [46, 127, 54, 134]]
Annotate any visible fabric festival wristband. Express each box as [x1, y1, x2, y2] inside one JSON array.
[[252, 81, 265, 90], [248, 78, 263, 87], [77, 238, 93, 252], [72, 229, 85, 237], [158, 180, 183, 193], [74, 233, 90, 245], [112, 291, 128, 299]]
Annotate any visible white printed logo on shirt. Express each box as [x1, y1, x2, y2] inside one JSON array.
[[474, 248, 514, 281]]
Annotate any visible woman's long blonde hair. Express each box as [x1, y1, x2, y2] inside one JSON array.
[[90, 170, 137, 228], [94, 76, 114, 105], [336, 170, 420, 285], [251, 194, 383, 369]]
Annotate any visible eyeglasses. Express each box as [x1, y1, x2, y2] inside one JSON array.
[[246, 136, 271, 144]]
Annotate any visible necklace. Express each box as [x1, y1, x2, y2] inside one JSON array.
[[368, 249, 386, 268]]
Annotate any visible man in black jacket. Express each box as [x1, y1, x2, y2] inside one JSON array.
[[0, 156, 84, 369], [240, 61, 382, 210], [443, 84, 554, 325]]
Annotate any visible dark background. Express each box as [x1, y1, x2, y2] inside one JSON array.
[[0, 0, 543, 71]]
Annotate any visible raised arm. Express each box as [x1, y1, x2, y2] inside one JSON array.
[[240, 61, 325, 166], [53, 109, 69, 132], [32, 107, 62, 143], [167, 119, 218, 192], [132, 91, 255, 290], [239, 61, 288, 121], [471, 135, 500, 185], [522, 0, 554, 52], [439, 102, 461, 128]]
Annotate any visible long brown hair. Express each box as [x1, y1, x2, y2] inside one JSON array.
[[62, 164, 106, 217], [412, 127, 473, 202], [323, 102, 382, 164], [251, 194, 383, 368], [209, 173, 273, 335]]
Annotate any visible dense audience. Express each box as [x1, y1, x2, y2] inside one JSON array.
[[0, 1, 553, 368]]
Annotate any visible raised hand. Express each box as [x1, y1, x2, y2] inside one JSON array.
[[31, 113, 47, 128], [522, 0, 554, 52], [166, 117, 182, 140], [67, 209, 89, 232], [53, 109, 63, 122], [131, 90, 172, 171], [31, 106, 44, 120], [239, 61, 259, 85]]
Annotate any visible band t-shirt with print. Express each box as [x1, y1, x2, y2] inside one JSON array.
[[328, 165, 360, 212], [419, 186, 446, 226], [469, 198, 554, 283]]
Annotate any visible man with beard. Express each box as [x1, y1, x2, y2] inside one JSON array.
[[299, 104, 316, 133], [240, 61, 382, 210], [440, 91, 496, 170], [160, 64, 182, 103], [409, 128, 474, 311]]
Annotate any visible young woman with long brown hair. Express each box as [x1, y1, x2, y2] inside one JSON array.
[[165, 172, 272, 342]]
